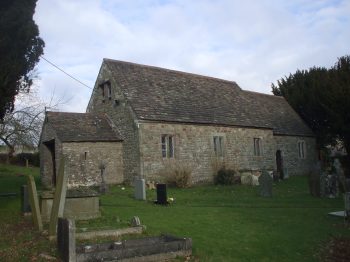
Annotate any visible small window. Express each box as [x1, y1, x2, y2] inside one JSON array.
[[100, 84, 105, 99], [106, 82, 112, 100], [84, 152, 87, 160], [254, 138, 262, 156], [213, 136, 224, 157], [99, 81, 111, 101], [298, 141, 306, 159], [161, 135, 174, 158]]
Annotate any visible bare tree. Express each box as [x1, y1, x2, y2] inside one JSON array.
[[0, 89, 67, 159]]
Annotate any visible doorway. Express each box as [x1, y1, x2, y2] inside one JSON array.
[[43, 139, 56, 186], [276, 150, 284, 179]]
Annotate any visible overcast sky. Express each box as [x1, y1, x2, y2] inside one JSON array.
[[33, 0, 350, 113]]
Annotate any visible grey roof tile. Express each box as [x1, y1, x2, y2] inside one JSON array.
[[104, 59, 313, 137], [46, 112, 123, 142]]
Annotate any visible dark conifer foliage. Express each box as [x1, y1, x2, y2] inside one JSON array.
[[0, 0, 44, 120], [272, 55, 350, 155]]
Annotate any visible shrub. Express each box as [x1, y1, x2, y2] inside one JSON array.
[[160, 161, 193, 188], [215, 168, 236, 185], [166, 167, 192, 188]]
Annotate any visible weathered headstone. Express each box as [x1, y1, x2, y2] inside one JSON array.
[[309, 161, 322, 197], [334, 159, 348, 193], [134, 178, 146, 200], [27, 175, 43, 231], [57, 218, 76, 262], [99, 163, 108, 194], [130, 216, 141, 227], [320, 172, 327, 197], [345, 192, 350, 219], [328, 173, 338, 198], [258, 170, 273, 197], [49, 157, 68, 237], [21, 185, 31, 214], [241, 173, 253, 186]]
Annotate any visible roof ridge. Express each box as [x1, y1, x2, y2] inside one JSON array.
[[103, 58, 241, 88], [243, 90, 284, 99], [46, 111, 104, 116]]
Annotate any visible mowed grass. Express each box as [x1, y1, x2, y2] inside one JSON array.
[[86, 176, 349, 261], [0, 163, 349, 261]]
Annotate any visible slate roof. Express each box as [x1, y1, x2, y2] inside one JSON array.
[[104, 59, 314, 137], [45, 112, 122, 142]]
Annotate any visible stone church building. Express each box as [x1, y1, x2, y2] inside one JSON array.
[[40, 59, 317, 188]]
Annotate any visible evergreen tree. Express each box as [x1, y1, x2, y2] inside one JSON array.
[[0, 0, 44, 120], [272, 55, 350, 156]]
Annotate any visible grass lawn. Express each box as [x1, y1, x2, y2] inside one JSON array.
[[0, 163, 349, 261]]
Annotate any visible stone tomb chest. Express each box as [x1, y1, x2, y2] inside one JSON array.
[[40, 188, 100, 222]]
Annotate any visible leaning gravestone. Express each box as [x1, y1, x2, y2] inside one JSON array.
[[134, 178, 146, 200], [258, 170, 273, 197], [130, 216, 141, 227], [27, 175, 43, 231], [49, 157, 68, 237]]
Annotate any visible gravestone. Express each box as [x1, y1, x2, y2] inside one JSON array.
[[130, 216, 141, 227], [156, 184, 168, 205], [310, 161, 322, 197], [134, 178, 146, 200], [99, 164, 108, 194], [320, 172, 327, 197], [334, 159, 348, 193], [57, 218, 76, 262], [283, 168, 289, 179], [258, 170, 273, 197], [21, 185, 31, 214], [345, 192, 350, 219], [49, 157, 68, 237], [27, 175, 43, 231]]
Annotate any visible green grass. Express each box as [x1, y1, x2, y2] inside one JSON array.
[[0, 164, 56, 261], [0, 163, 349, 261], [86, 178, 349, 261]]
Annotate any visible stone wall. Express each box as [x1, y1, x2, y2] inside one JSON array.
[[85, 62, 318, 184], [40, 119, 123, 188], [62, 142, 123, 188], [40, 123, 63, 189], [274, 135, 317, 176], [139, 122, 276, 184], [87, 63, 140, 183]]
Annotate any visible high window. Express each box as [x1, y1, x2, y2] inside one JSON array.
[[213, 136, 224, 157], [298, 141, 306, 159], [106, 82, 112, 100], [254, 138, 262, 156], [161, 135, 174, 158], [99, 81, 111, 101]]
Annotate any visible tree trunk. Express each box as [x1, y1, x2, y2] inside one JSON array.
[[6, 145, 15, 164]]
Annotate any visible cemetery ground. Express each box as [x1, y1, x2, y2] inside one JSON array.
[[0, 164, 349, 261]]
